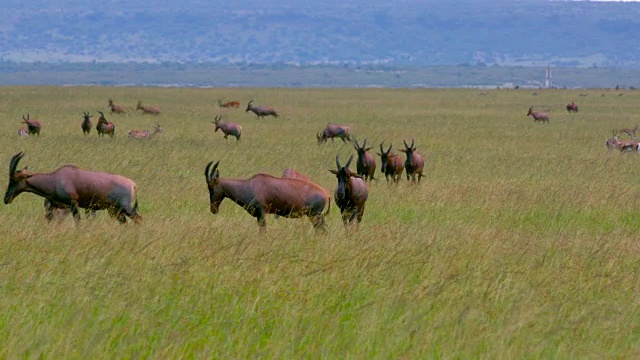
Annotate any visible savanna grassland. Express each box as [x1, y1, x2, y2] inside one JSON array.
[[1, 86, 639, 358]]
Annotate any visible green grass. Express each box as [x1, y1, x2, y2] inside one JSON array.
[[1, 86, 639, 358]]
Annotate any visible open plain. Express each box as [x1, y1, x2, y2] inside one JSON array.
[[1, 86, 639, 358]]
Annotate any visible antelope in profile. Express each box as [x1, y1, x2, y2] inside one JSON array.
[[618, 125, 638, 140], [128, 124, 163, 139], [96, 111, 115, 137], [526, 106, 550, 123], [378, 142, 404, 183], [218, 98, 241, 108], [317, 123, 352, 143], [81, 112, 93, 135], [329, 154, 368, 225], [400, 139, 425, 183], [18, 127, 29, 138], [4, 152, 141, 223], [566, 101, 579, 113], [108, 99, 126, 114], [21, 114, 41, 136], [205, 161, 330, 231], [136, 101, 161, 115], [212, 115, 242, 142], [281, 168, 309, 182], [353, 138, 376, 181], [246, 100, 278, 118]]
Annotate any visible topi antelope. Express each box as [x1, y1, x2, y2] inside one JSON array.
[[353, 138, 376, 181], [618, 125, 638, 140], [205, 161, 330, 231], [246, 100, 278, 118], [108, 98, 126, 114], [81, 112, 93, 135], [377, 142, 404, 183], [526, 106, 550, 123], [21, 114, 41, 136], [96, 111, 115, 137], [18, 127, 29, 138], [400, 139, 425, 183], [317, 123, 352, 143], [329, 154, 368, 225], [218, 98, 241, 108], [4, 152, 141, 223], [566, 101, 579, 113], [136, 101, 161, 115], [212, 115, 242, 142], [128, 124, 163, 139]]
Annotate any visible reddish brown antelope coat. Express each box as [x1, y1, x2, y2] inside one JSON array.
[[527, 106, 550, 123], [317, 123, 352, 143], [329, 154, 368, 225], [353, 138, 376, 181], [212, 115, 242, 142], [378, 142, 404, 183], [108, 99, 126, 114], [96, 111, 115, 137], [245, 100, 279, 118], [81, 112, 93, 135], [218, 98, 241, 108], [21, 114, 41, 136], [400, 139, 425, 183], [137, 101, 161, 115]]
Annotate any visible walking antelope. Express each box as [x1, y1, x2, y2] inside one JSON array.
[[353, 138, 376, 181], [400, 139, 425, 183], [212, 115, 242, 142], [526, 106, 550, 123], [377, 142, 404, 183], [245, 100, 278, 118]]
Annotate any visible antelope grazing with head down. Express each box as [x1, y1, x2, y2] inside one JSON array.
[[400, 139, 425, 183], [212, 115, 242, 142], [21, 114, 41, 136], [377, 142, 404, 183], [218, 98, 241, 108], [128, 124, 163, 139], [245, 100, 279, 119], [317, 123, 352, 143], [96, 111, 115, 137], [566, 101, 579, 113], [108, 99, 126, 114], [353, 138, 376, 181], [526, 106, 550, 123], [81, 112, 93, 135], [136, 101, 161, 115], [618, 125, 638, 140], [329, 154, 368, 225], [204, 161, 330, 231], [18, 127, 29, 138], [4, 152, 141, 223]]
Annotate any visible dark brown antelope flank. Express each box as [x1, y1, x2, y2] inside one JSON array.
[[136, 101, 161, 115], [566, 101, 579, 113], [81, 112, 93, 135], [218, 98, 241, 108], [108, 98, 126, 114], [4, 152, 141, 223], [400, 139, 425, 183], [205, 161, 330, 231], [245, 100, 279, 119], [353, 138, 376, 181], [317, 123, 352, 143], [96, 111, 115, 137], [21, 114, 41, 136], [329, 154, 368, 225], [527, 106, 550, 123], [128, 124, 163, 139], [212, 115, 242, 142], [378, 142, 404, 183]]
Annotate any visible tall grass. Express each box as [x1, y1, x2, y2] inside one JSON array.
[[0, 86, 639, 358]]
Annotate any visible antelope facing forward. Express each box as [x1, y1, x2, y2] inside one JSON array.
[[400, 139, 425, 183], [81, 112, 93, 135], [329, 154, 368, 225], [527, 106, 550, 123], [566, 101, 579, 113], [378, 142, 404, 183], [353, 138, 376, 181], [21, 114, 41, 136]]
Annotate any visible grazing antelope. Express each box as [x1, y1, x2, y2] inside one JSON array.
[[204, 161, 330, 231], [4, 152, 141, 223], [317, 123, 352, 143], [18, 127, 29, 138], [81, 112, 93, 135], [245, 100, 278, 118], [329, 154, 368, 225], [377, 142, 404, 183], [526, 106, 550, 123], [281, 168, 309, 182], [108, 99, 126, 114], [21, 114, 41, 136], [136, 101, 161, 115], [566, 101, 579, 113], [353, 138, 376, 181], [128, 124, 163, 139], [218, 98, 241, 108], [212, 115, 242, 142], [400, 139, 425, 183], [96, 111, 115, 137], [618, 125, 638, 139]]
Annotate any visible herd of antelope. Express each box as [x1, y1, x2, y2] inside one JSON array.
[[605, 125, 640, 153]]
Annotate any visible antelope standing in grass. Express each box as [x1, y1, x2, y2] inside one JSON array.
[[401, 139, 425, 183], [204, 161, 330, 231], [21, 114, 41, 136], [378, 142, 404, 183], [212, 115, 242, 142], [353, 138, 376, 181], [4, 152, 141, 223], [128, 124, 163, 139], [566, 101, 579, 113], [108, 99, 126, 114], [96, 111, 115, 137], [317, 123, 352, 143], [329, 154, 368, 225], [618, 125, 638, 140], [526, 106, 550, 123], [136, 101, 161, 115], [218, 98, 241, 108], [81, 112, 93, 135], [246, 100, 278, 118], [18, 127, 29, 138]]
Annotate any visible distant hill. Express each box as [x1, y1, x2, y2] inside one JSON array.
[[2, 0, 640, 68]]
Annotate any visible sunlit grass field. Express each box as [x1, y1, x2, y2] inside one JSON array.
[[1, 86, 639, 358]]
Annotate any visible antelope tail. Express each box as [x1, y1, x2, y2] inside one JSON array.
[[325, 197, 331, 216]]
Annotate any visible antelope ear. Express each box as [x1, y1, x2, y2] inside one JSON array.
[[328, 170, 338, 175], [365, 147, 372, 151], [399, 149, 407, 153]]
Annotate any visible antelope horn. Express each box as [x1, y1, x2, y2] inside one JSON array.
[[363, 138, 367, 148], [411, 139, 415, 149], [403, 139, 409, 149], [354, 138, 360, 149], [345, 154, 354, 169], [205, 160, 219, 182], [335, 154, 342, 169], [9, 152, 25, 176]]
